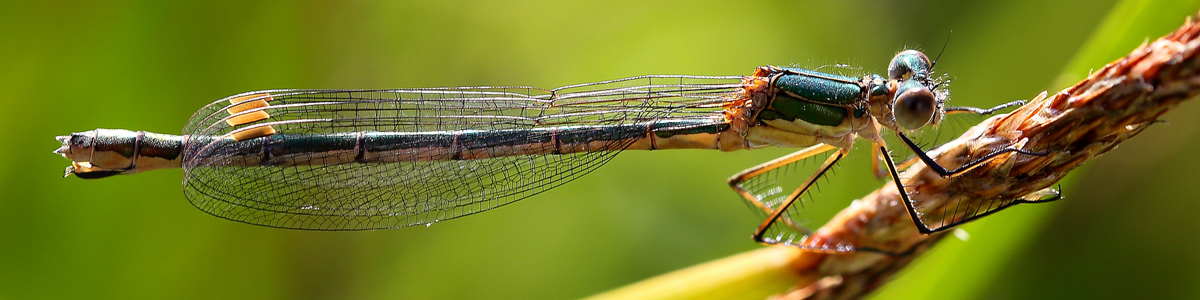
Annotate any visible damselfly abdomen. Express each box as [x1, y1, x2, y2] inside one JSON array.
[[54, 50, 1057, 252]]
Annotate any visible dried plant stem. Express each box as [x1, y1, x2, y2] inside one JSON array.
[[590, 13, 1200, 300]]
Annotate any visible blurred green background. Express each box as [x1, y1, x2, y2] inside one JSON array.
[[4, 0, 1200, 299]]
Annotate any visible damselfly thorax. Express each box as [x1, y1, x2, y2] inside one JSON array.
[[54, 50, 1057, 253]]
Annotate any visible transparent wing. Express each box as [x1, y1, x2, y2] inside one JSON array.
[[179, 75, 744, 230]]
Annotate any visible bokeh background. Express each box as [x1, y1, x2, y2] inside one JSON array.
[[4, 0, 1200, 299]]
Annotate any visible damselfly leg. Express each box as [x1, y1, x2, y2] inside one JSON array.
[[727, 144, 849, 251], [728, 100, 1058, 253], [889, 100, 1031, 174], [880, 142, 1062, 235]]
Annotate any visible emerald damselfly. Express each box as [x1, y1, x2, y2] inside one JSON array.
[[53, 50, 1055, 252]]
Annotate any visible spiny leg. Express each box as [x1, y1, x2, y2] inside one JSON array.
[[904, 100, 1048, 177], [728, 145, 847, 246], [945, 100, 1025, 115], [879, 142, 1063, 234], [936, 184, 1064, 230], [872, 146, 923, 179], [870, 144, 887, 179], [895, 131, 1047, 178], [875, 101, 1026, 179], [727, 144, 838, 215], [878, 142, 939, 234]]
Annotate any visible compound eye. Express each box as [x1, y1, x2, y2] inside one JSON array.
[[888, 50, 932, 80], [893, 86, 937, 130]]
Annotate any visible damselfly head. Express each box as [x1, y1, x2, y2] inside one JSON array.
[[888, 50, 932, 81], [886, 50, 947, 131]]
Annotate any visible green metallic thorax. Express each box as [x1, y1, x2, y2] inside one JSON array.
[[758, 68, 885, 128]]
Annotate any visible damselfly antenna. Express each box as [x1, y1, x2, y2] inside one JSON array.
[[930, 30, 952, 69]]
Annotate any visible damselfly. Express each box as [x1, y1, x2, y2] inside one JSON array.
[[54, 50, 1055, 252]]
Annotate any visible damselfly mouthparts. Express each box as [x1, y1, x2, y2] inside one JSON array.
[[54, 50, 1057, 252]]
